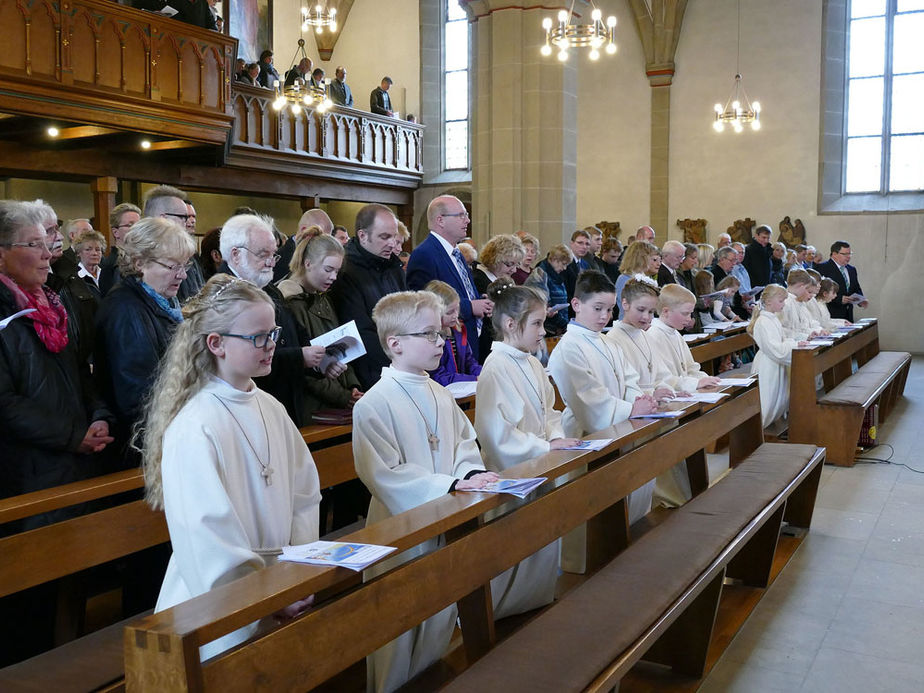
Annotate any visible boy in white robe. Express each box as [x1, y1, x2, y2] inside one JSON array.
[[475, 280, 581, 618], [353, 291, 498, 693], [781, 268, 826, 341], [547, 271, 657, 571], [646, 284, 723, 507], [807, 278, 849, 332]]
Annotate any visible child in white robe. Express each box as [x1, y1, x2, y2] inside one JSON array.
[[547, 271, 657, 571], [748, 284, 809, 430], [475, 279, 580, 618], [139, 276, 322, 661], [646, 284, 723, 507], [807, 277, 848, 332], [353, 291, 498, 693], [781, 268, 826, 341]]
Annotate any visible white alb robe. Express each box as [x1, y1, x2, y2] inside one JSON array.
[[547, 322, 652, 571], [605, 320, 674, 395], [475, 341, 563, 618], [805, 298, 847, 332], [781, 293, 822, 341], [156, 377, 321, 661], [749, 312, 800, 428], [353, 367, 485, 693]]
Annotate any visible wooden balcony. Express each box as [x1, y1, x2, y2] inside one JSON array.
[[228, 83, 424, 190]]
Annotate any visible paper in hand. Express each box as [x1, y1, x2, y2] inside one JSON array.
[[310, 320, 366, 372]]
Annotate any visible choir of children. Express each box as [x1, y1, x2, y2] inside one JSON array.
[[140, 251, 857, 692]]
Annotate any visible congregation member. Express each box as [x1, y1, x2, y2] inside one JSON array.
[[614, 240, 659, 320], [75, 229, 106, 295], [472, 233, 525, 361], [59, 218, 92, 273], [329, 203, 407, 389], [99, 202, 141, 295], [142, 185, 205, 302], [218, 214, 339, 425], [586, 226, 607, 272], [816, 240, 867, 322], [353, 291, 498, 693], [693, 270, 734, 325], [716, 232, 732, 248], [370, 76, 395, 116], [198, 226, 223, 281], [525, 243, 571, 336], [511, 232, 540, 284], [562, 228, 593, 299], [332, 224, 350, 246], [475, 280, 580, 618], [748, 284, 808, 430], [329, 66, 353, 107], [297, 207, 334, 238], [803, 245, 819, 268], [657, 240, 686, 287], [742, 224, 773, 288], [139, 275, 321, 661], [425, 280, 481, 385], [406, 195, 492, 361], [769, 241, 787, 285], [696, 242, 715, 270], [259, 49, 282, 88], [284, 57, 312, 88], [729, 242, 756, 316]]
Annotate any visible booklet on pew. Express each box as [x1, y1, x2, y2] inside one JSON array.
[[682, 333, 709, 342], [558, 438, 616, 452], [671, 392, 730, 403], [444, 380, 478, 399], [310, 320, 366, 372], [280, 541, 397, 572], [729, 321, 751, 328], [715, 377, 755, 387], [457, 477, 548, 499], [630, 409, 685, 419]]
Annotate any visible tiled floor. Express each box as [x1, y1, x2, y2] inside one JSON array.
[[698, 356, 924, 692]]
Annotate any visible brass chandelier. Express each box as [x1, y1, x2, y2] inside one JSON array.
[[713, 0, 761, 133], [272, 39, 334, 116], [540, 2, 617, 62], [300, 2, 337, 34]]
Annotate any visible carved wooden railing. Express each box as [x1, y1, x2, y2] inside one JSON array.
[[228, 83, 425, 188], [0, 0, 236, 144]]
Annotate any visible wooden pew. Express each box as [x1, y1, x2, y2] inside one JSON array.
[[689, 325, 755, 375], [788, 320, 910, 466], [123, 383, 801, 692], [0, 471, 167, 693]]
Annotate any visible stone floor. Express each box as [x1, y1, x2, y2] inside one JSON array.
[[697, 356, 924, 692]]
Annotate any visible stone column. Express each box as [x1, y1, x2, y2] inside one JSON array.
[[467, 1, 577, 250], [647, 65, 674, 236]]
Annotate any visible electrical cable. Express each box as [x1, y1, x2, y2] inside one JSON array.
[[854, 443, 924, 474]]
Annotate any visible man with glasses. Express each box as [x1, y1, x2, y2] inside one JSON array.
[[218, 213, 342, 425], [817, 240, 867, 321], [142, 185, 204, 302], [329, 203, 408, 389], [100, 202, 141, 295], [407, 195, 492, 361]]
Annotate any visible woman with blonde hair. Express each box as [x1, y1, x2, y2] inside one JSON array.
[[512, 233, 540, 285], [139, 275, 321, 660], [614, 240, 659, 320], [696, 242, 715, 270], [473, 234, 526, 361]]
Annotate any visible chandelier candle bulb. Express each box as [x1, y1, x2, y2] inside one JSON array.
[[541, 2, 619, 61]]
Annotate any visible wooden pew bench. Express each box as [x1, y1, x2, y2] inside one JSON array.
[[122, 384, 775, 691], [0, 470, 167, 693], [689, 325, 755, 376], [443, 443, 825, 692], [789, 321, 910, 466]]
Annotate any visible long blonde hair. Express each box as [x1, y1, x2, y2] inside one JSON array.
[[136, 274, 274, 509], [747, 284, 788, 335]]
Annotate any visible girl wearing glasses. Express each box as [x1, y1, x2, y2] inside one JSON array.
[[138, 274, 321, 660]]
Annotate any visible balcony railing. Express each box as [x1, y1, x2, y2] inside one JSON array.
[[228, 83, 424, 188]]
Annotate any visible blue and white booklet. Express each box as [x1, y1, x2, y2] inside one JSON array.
[[458, 477, 548, 499], [280, 541, 397, 571]]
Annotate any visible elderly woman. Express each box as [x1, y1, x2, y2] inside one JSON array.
[[75, 229, 107, 294], [512, 233, 540, 285], [473, 233, 526, 362], [526, 243, 571, 337], [615, 240, 660, 320], [94, 217, 196, 460]]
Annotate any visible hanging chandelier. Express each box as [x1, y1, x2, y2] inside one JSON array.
[[300, 2, 337, 33], [272, 39, 334, 116], [713, 0, 761, 132], [540, 2, 617, 62]]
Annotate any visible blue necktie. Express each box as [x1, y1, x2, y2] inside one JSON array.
[[452, 247, 482, 332], [839, 264, 850, 292]]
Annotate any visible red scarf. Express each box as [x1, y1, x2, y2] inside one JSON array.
[[0, 274, 69, 353]]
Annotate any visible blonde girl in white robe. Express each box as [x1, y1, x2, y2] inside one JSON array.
[[748, 284, 809, 429], [807, 277, 849, 332], [781, 268, 826, 341], [475, 279, 581, 618], [353, 291, 498, 693], [646, 284, 723, 506], [547, 271, 657, 571], [139, 276, 322, 661]]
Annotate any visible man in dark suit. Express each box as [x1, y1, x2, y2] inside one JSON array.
[[562, 229, 593, 300], [370, 76, 394, 116], [742, 224, 772, 288], [657, 240, 686, 287], [308, 67, 325, 90], [406, 195, 493, 361], [816, 240, 867, 321], [329, 66, 353, 107], [284, 57, 312, 88]]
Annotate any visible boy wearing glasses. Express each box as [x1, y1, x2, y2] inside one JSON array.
[[352, 290, 497, 693]]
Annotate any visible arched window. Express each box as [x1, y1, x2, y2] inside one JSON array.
[[844, 0, 924, 194], [444, 0, 470, 170]]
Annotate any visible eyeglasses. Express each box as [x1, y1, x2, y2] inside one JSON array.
[[150, 259, 195, 275], [162, 212, 192, 223], [837, 251, 853, 257], [115, 222, 136, 230], [441, 212, 470, 220], [4, 240, 51, 252], [236, 246, 281, 265], [396, 330, 445, 344], [219, 327, 282, 349]]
